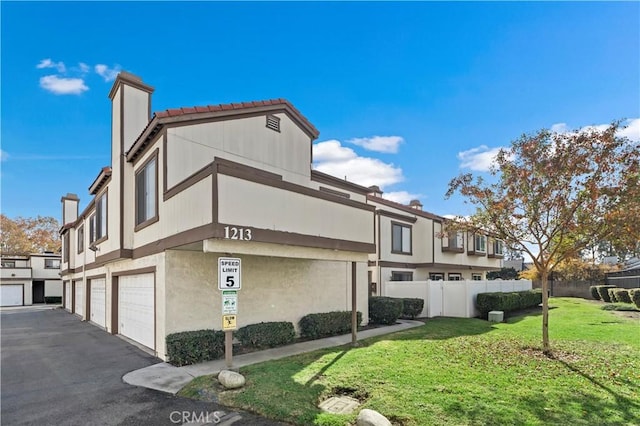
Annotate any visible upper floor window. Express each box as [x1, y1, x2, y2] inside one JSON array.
[[45, 259, 61, 269], [494, 240, 504, 256], [63, 233, 70, 263], [474, 234, 486, 253], [1, 261, 15, 268], [391, 271, 413, 281], [443, 230, 464, 252], [77, 226, 84, 254], [89, 214, 96, 243], [96, 193, 107, 241], [135, 156, 157, 228], [391, 222, 412, 255]]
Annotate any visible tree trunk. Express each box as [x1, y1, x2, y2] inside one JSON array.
[[541, 272, 551, 354]]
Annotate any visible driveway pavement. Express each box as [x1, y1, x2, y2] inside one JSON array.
[[1, 306, 284, 426]]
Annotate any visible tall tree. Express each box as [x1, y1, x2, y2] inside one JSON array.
[[0, 215, 61, 253], [447, 122, 639, 354]]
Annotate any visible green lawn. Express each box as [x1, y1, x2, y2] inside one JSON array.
[[179, 298, 640, 425]]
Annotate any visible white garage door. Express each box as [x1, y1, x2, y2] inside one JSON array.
[[65, 283, 72, 311], [119, 274, 154, 349], [74, 282, 84, 317], [1, 285, 23, 306], [90, 279, 106, 328]]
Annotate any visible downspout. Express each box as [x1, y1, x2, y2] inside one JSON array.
[[377, 212, 382, 295]]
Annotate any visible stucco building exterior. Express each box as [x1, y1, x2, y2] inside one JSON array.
[[366, 187, 503, 294], [59, 73, 374, 360], [0, 253, 62, 306]]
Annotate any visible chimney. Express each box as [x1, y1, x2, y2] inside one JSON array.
[[368, 185, 383, 197], [61, 193, 79, 225], [108, 72, 154, 156], [409, 199, 423, 210]]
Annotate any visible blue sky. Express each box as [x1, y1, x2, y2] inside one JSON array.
[[2, 2, 639, 222]]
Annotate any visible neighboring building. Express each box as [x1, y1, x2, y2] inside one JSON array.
[[0, 253, 62, 306], [606, 257, 640, 288], [503, 258, 525, 272], [366, 188, 503, 294], [59, 73, 374, 360]]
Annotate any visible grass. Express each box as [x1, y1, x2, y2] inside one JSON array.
[[179, 298, 640, 425]]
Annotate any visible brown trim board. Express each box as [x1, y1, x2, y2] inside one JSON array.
[[378, 210, 417, 223]]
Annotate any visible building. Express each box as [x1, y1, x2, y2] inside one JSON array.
[[0, 253, 62, 306], [59, 73, 374, 360], [366, 188, 503, 294]]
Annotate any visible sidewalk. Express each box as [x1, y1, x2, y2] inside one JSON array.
[[123, 319, 423, 394]]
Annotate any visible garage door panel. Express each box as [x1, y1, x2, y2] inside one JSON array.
[[74, 282, 84, 317], [65, 283, 72, 311], [119, 274, 154, 350], [1, 285, 23, 307], [90, 279, 106, 328]]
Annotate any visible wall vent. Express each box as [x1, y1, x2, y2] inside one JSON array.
[[266, 114, 280, 132]]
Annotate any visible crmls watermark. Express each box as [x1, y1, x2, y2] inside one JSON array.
[[169, 410, 225, 424]]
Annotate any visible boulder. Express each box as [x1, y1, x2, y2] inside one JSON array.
[[357, 409, 392, 426], [217, 370, 246, 389]]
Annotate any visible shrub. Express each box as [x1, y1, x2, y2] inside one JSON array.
[[166, 329, 224, 366], [369, 297, 403, 325], [401, 298, 424, 319], [602, 303, 640, 312], [596, 285, 617, 302], [476, 289, 542, 318], [631, 289, 640, 309], [44, 296, 62, 304], [589, 286, 601, 300], [236, 322, 295, 349], [299, 311, 362, 339], [607, 288, 618, 303], [613, 289, 632, 304]]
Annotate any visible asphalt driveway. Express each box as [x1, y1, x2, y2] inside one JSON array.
[[1, 306, 283, 426]]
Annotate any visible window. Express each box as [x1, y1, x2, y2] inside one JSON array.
[[391, 223, 412, 254], [89, 214, 96, 243], [95, 193, 107, 241], [135, 156, 157, 227], [448, 273, 462, 281], [443, 231, 464, 252], [474, 234, 486, 253], [45, 259, 61, 269], [77, 226, 84, 254], [472, 273, 483, 281], [493, 240, 504, 256], [1, 261, 15, 268], [63, 233, 70, 263], [391, 271, 413, 281], [429, 273, 444, 281]]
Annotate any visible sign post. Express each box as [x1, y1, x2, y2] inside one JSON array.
[[219, 258, 241, 368]]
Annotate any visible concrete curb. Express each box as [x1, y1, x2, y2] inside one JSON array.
[[123, 319, 424, 395]]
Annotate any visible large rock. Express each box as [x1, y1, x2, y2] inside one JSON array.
[[217, 370, 246, 389], [357, 409, 392, 426]]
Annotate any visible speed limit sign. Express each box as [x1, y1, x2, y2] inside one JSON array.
[[218, 257, 241, 290]]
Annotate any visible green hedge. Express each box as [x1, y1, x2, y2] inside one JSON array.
[[597, 285, 617, 302], [607, 288, 619, 303], [45, 296, 62, 304], [236, 321, 295, 349], [299, 311, 362, 339], [476, 290, 542, 318], [589, 286, 601, 300], [166, 329, 224, 366], [401, 298, 424, 319], [631, 289, 640, 309], [369, 297, 403, 325], [613, 289, 632, 304]]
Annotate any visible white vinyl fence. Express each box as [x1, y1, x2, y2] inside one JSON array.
[[382, 280, 533, 318]]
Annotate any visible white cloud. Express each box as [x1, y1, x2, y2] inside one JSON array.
[[95, 64, 121, 82], [550, 123, 569, 133], [383, 191, 422, 204], [618, 118, 640, 142], [78, 62, 90, 73], [457, 145, 505, 172], [36, 58, 66, 73], [313, 139, 405, 189], [348, 135, 404, 153], [39, 75, 88, 95]]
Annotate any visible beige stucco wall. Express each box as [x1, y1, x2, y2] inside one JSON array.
[[217, 175, 373, 245], [165, 113, 312, 189], [45, 280, 63, 297], [163, 249, 368, 360], [122, 85, 150, 154], [378, 214, 433, 262]]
